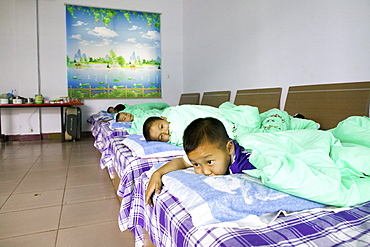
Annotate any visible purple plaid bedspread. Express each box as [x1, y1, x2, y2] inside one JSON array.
[[99, 136, 180, 232], [91, 121, 129, 153], [100, 136, 178, 178], [125, 171, 370, 247], [103, 140, 182, 231]]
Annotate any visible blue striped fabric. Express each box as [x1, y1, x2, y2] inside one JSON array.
[[125, 171, 370, 247], [91, 121, 129, 153]]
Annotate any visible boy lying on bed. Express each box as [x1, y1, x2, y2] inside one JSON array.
[[143, 102, 318, 146], [146, 116, 370, 207], [145, 117, 256, 206], [101, 102, 170, 133]]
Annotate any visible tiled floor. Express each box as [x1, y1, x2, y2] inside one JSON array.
[[0, 137, 135, 247]]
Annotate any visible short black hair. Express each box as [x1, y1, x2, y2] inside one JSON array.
[[183, 117, 230, 154], [107, 106, 114, 113], [114, 104, 126, 112], [115, 113, 120, 122], [143, 116, 163, 141]]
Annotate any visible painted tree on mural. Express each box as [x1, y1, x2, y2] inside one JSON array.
[[66, 5, 161, 99], [66, 5, 160, 30]]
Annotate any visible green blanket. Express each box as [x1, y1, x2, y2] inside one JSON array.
[[120, 103, 170, 134], [237, 116, 370, 207], [126, 108, 165, 134], [164, 102, 319, 146], [328, 116, 370, 148]]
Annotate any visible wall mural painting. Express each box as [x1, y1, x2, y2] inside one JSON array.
[[66, 5, 161, 98]]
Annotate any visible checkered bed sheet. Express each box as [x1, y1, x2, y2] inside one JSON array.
[[91, 121, 129, 153], [125, 171, 370, 247], [99, 137, 181, 231], [97, 135, 180, 233], [100, 136, 179, 178]]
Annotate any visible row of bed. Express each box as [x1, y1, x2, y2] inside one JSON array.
[[88, 81, 370, 247]]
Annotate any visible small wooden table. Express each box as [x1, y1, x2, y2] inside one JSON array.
[[0, 102, 84, 142]]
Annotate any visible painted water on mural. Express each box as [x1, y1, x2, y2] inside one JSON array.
[[67, 64, 160, 89], [66, 5, 161, 98]]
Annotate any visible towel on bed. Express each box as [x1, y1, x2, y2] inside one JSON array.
[[109, 121, 132, 129], [122, 134, 185, 158], [154, 164, 326, 229]]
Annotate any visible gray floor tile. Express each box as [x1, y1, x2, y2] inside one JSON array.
[[56, 222, 133, 247], [0, 206, 61, 239], [59, 198, 120, 229], [0, 230, 57, 247], [1, 189, 64, 213]]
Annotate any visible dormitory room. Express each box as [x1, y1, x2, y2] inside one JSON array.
[[1, 0, 370, 246]]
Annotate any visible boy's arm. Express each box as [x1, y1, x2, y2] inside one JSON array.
[[145, 157, 191, 206]]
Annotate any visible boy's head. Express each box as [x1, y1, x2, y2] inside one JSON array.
[[183, 117, 234, 176], [114, 104, 126, 113], [116, 112, 134, 122], [143, 117, 170, 142], [107, 106, 115, 113]]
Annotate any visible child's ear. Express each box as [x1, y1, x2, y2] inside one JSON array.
[[226, 140, 234, 155]]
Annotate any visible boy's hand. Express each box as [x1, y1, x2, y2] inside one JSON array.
[[145, 171, 163, 206], [144, 157, 190, 206]]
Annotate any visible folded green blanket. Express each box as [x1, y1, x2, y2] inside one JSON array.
[[237, 125, 370, 207], [328, 116, 370, 148]]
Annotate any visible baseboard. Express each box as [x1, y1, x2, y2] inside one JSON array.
[[5, 131, 93, 142]]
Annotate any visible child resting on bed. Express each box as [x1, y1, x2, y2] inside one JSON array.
[[142, 102, 319, 146], [143, 103, 263, 146], [100, 103, 170, 133], [145, 117, 256, 206], [107, 106, 115, 113]]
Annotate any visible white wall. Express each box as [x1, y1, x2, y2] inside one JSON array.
[[3, 0, 370, 136], [0, 0, 183, 135], [183, 0, 370, 109]]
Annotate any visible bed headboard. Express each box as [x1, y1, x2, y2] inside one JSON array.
[[200, 91, 231, 107], [234, 87, 282, 113], [179, 93, 200, 105], [284, 81, 370, 130]]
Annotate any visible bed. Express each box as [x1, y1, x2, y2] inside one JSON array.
[[179, 93, 200, 105], [87, 110, 115, 140], [128, 167, 370, 246], [113, 82, 370, 247], [234, 87, 282, 113], [98, 135, 183, 200], [200, 90, 231, 107], [284, 81, 370, 129], [88, 112, 130, 153]]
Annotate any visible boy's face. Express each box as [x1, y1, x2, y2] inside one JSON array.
[[149, 119, 170, 142], [108, 107, 115, 113], [117, 112, 134, 122], [187, 140, 234, 176]]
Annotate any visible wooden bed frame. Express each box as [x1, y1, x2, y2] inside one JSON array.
[[284, 81, 370, 130], [178, 93, 200, 105], [234, 87, 282, 113], [200, 90, 231, 107], [89, 81, 370, 247]]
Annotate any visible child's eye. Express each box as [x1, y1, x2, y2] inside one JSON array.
[[207, 160, 214, 165], [193, 163, 200, 167]]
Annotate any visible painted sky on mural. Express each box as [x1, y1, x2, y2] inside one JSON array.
[[66, 6, 161, 63]]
